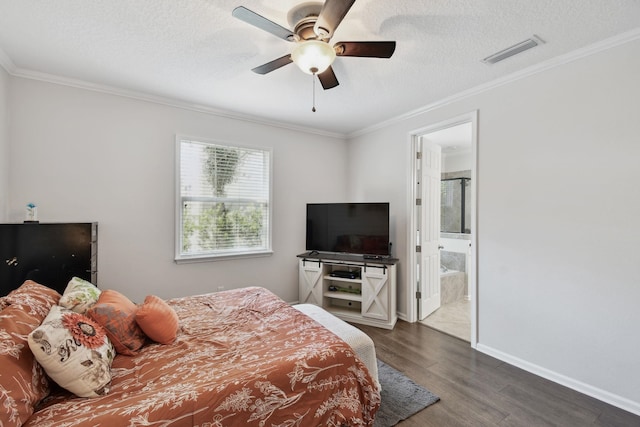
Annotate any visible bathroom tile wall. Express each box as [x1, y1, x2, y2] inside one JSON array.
[[440, 234, 470, 265], [440, 233, 471, 298], [441, 250, 466, 272]]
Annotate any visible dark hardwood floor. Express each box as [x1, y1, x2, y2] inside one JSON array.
[[354, 321, 640, 427]]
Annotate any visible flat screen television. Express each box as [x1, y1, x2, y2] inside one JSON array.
[[306, 202, 390, 256]]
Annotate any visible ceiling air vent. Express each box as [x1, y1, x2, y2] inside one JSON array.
[[482, 35, 545, 64]]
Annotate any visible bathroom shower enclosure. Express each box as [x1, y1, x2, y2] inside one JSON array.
[[441, 177, 471, 234]]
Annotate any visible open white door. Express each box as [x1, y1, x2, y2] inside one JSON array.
[[418, 138, 441, 320]]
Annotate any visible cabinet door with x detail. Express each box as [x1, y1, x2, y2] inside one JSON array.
[[298, 259, 323, 305], [361, 265, 390, 321]]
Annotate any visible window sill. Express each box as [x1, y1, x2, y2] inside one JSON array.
[[175, 250, 274, 264]]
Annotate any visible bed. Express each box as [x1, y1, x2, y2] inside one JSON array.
[[1, 281, 380, 426]]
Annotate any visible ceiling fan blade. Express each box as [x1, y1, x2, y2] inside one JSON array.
[[232, 6, 295, 41], [314, 0, 356, 39], [318, 66, 339, 90], [251, 55, 293, 74], [335, 41, 396, 58]]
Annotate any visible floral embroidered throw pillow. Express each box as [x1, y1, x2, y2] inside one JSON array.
[[59, 277, 101, 314], [28, 305, 115, 398]]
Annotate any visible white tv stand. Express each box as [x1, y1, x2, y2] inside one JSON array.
[[297, 252, 398, 329]]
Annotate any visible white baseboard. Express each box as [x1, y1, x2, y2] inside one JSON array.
[[476, 344, 640, 417]]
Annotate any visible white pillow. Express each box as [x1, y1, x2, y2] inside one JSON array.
[[59, 277, 101, 313], [28, 305, 115, 398]]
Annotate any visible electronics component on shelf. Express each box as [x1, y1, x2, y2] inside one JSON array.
[[328, 285, 361, 295], [329, 270, 360, 279]]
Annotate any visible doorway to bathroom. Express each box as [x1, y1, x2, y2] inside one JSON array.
[[408, 112, 477, 346]]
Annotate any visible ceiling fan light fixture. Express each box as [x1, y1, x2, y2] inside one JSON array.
[[291, 40, 336, 74]]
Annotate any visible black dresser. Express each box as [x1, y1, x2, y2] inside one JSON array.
[[0, 222, 97, 296]]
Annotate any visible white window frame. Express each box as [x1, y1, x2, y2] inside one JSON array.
[[175, 135, 273, 263]]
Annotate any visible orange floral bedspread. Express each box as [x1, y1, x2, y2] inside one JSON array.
[[27, 287, 380, 426]]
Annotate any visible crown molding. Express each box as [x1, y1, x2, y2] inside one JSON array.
[[3, 27, 639, 141], [6, 66, 346, 141], [0, 47, 16, 74], [348, 27, 640, 139]]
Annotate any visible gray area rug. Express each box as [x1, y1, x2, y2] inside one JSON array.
[[374, 360, 440, 427]]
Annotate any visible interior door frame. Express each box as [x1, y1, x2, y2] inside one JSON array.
[[406, 110, 479, 347]]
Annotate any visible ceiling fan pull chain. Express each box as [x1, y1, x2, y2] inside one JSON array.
[[312, 72, 317, 112]]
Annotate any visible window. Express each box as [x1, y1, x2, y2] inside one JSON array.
[[176, 137, 272, 261]]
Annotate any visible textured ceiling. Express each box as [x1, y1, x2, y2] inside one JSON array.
[[0, 0, 639, 136]]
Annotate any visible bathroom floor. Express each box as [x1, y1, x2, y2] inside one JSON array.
[[421, 298, 471, 342]]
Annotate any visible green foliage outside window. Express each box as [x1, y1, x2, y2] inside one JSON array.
[[204, 145, 242, 197]]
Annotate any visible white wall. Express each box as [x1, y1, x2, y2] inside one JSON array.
[[0, 67, 8, 221], [7, 78, 348, 303], [346, 125, 411, 316], [348, 38, 640, 412], [442, 150, 472, 173]]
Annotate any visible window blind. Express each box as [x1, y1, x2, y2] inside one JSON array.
[[177, 138, 271, 259]]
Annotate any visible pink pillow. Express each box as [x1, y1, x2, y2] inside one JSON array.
[[135, 295, 179, 344], [86, 290, 146, 356]]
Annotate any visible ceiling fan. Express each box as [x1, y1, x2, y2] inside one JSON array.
[[232, 0, 396, 91]]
